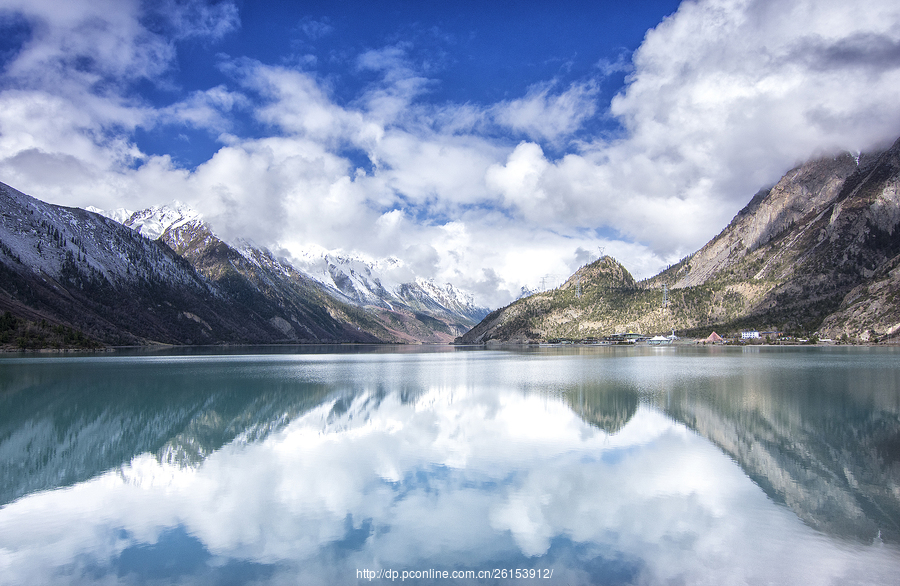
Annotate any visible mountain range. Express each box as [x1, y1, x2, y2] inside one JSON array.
[[3, 133, 900, 348], [459, 135, 900, 344], [0, 185, 487, 348]]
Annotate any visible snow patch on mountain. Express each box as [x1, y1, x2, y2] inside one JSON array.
[[86, 206, 134, 225], [89, 202, 202, 240], [0, 183, 209, 292], [122, 202, 201, 239]]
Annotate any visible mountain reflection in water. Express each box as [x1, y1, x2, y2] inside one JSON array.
[[0, 346, 898, 585]]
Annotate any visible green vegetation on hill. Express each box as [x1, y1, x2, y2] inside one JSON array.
[[0, 311, 103, 350]]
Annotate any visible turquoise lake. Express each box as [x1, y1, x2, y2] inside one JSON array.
[[1, 345, 899, 585]]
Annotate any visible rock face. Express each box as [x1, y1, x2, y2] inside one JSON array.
[[459, 136, 900, 343], [664, 153, 860, 289], [655, 136, 900, 339]]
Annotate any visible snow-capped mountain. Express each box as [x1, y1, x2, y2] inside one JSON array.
[[291, 247, 489, 325], [121, 202, 201, 239], [2, 185, 487, 346], [0, 189, 203, 292], [85, 205, 133, 225], [92, 203, 490, 341], [0, 183, 384, 345]]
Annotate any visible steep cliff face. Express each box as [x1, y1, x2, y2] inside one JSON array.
[[460, 136, 900, 343], [817, 253, 900, 341], [662, 152, 860, 289]]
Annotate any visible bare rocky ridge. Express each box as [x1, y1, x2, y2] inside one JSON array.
[[458, 136, 900, 343]]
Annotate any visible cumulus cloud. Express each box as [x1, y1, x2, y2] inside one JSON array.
[[601, 0, 900, 238], [491, 81, 599, 143], [479, 0, 900, 257], [158, 85, 247, 133], [1, 0, 900, 307]]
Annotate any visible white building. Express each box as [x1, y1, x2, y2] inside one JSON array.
[[741, 330, 760, 339]]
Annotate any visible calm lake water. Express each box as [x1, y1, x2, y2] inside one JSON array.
[[1, 345, 899, 585]]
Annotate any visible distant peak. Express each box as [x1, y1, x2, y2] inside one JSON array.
[[86, 206, 135, 225], [123, 202, 203, 240], [568, 255, 635, 288]]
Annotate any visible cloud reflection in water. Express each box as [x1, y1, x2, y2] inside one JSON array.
[[0, 349, 898, 585]]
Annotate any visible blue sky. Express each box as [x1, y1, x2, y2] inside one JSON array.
[[135, 0, 682, 168], [1, 0, 900, 307]]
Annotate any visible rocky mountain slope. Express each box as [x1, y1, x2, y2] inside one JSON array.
[[459, 136, 900, 343], [115, 206, 489, 343], [0, 179, 489, 347], [283, 248, 489, 337], [0, 183, 381, 346]]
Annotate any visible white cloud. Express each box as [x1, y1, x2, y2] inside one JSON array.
[[158, 86, 247, 134], [491, 81, 599, 143], [0, 0, 172, 87], [485, 142, 550, 214], [234, 61, 356, 142], [477, 0, 900, 259], [599, 0, 900, 243]]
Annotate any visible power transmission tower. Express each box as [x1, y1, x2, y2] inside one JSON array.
[[662, 283, 668, 308], [576, 275, 582, 298]]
